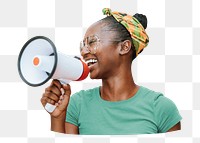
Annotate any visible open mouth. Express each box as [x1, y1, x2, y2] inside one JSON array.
[[85, 59, 97, 67]]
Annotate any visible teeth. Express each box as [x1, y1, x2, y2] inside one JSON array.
[[85, 59, 97, 64]]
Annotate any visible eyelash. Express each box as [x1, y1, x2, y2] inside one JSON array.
[[88, 40, 96, 44]]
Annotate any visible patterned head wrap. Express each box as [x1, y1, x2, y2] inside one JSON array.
[[102, 8, 149, 56]]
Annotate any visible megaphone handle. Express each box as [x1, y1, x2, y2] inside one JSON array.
[[59, 79, 71, 85], [45, 103, 56, 113], [45, 79, 71, 113]]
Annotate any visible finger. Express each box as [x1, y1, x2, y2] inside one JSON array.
[[57, 93, 70, 110], [43, 92, 59, 102], [60, 88, 65, 95], [55, 103, 59, 107], [60, 95, 64, 100], [58, 100, 62, 104], [41, 96, 47, 107], [51, 79, 62, 89], [46, 97, 56, 105], [41, 96, 56, 106], [62, 84, 71, 96], [45, 85, 61, 97]]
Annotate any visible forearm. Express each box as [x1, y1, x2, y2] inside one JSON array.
[[51, 112, 66, 133]]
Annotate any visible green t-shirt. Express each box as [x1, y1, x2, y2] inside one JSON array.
[[66, 86, 182, 135]]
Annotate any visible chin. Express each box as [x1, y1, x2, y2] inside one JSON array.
[[89, 73, 101, 80], [89, 74, 98, 79]]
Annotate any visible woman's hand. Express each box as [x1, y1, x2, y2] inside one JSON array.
[[41, 79, 71, 118]]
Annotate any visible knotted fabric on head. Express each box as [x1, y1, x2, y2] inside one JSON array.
[[102, 8, 149, 56]]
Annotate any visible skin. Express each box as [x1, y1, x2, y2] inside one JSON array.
[[40, 21, 181, 134]]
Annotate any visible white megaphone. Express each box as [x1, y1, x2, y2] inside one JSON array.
[[18, 36, 89, 113]]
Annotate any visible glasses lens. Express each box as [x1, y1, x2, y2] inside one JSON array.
[[80, 35, 100, 54], [88, 36, 98, 52], [80, 41, 84, 52]]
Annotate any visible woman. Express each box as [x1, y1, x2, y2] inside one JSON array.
[[41, 8, 182, 135]]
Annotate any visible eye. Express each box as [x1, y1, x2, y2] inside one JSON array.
[[88, 39, 97, 46], [88, 40, 96, 44]]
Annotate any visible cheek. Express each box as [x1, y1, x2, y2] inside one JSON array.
[[98, 42, 119, 54], [96, 43, 120, 65], [98, 50, 119, 68]]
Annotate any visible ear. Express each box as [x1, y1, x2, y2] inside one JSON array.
[[119, 40, 132, 55]]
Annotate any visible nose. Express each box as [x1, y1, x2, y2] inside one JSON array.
[[80, 45, 90, 57]]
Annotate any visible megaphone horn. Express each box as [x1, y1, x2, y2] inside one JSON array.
[[18, 36, 89, 112]]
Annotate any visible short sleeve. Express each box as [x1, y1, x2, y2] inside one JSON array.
[[154, 94, 182, 133], [65, 93, 81, 126]]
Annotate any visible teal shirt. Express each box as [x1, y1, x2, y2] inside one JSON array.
[[66, 86, 182, 135]]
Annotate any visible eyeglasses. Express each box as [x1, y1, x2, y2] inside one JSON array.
[[80, 35, 127, 55], [80, 35, 101, 54]]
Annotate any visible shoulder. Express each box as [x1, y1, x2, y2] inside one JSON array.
[[139, 86, 163, 102], [154, 95, 180, 116], [140, 86, 177, 109], [140, 86, 182, 132]]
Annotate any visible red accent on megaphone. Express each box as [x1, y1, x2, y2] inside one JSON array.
[[76, 60, 89, 81]]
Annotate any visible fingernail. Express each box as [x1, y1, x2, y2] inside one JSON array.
[[61, 88, 64, 95], [60, 95, 63, 100], [58, 100, 62, 104]]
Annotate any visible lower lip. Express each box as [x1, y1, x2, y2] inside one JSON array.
[[88, 62, 97, 70]]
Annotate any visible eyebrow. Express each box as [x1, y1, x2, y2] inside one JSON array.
[[83, 35, 98, 41]]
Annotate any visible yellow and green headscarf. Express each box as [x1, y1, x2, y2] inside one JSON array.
[[102, 8, 149, 56]]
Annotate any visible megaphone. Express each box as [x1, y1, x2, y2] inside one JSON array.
[[18, 36, 89, 112]]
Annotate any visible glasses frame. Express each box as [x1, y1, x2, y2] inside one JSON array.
[[80, 35, 101, 54], [80, 35, 127, 55]]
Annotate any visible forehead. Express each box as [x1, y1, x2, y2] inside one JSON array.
[[84, 22, 102, 38], [84, 21, 117, 40], [85, 20, 114, 39]]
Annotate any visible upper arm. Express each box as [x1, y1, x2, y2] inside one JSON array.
[[65, 122, 79, 134], [65, 93, 81, 134], [154, 95, 182, 133], [167, 121, 181, 132]]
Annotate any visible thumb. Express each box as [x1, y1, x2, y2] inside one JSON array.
[[62, 84, 71, 96], [56, 84, 71, 111]]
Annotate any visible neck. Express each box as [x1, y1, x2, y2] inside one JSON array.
[[100, 67, 139, 101]]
